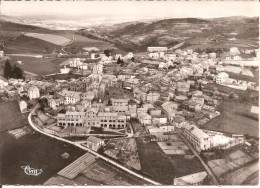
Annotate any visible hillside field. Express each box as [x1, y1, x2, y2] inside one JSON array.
[[1, 56, 68, 75]]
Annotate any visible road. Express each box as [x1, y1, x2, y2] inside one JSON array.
[[28, 104, 161, 185], [175, 128, 219, 185]]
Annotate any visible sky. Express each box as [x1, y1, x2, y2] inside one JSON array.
[[1, 1, 259, 21]]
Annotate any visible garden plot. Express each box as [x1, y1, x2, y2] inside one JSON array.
[[208, 150, 254, 177], [37, 112, 56, 126], [25, 33, 71, 46], [157, 141, 189, 155], [104, 138, 141, 170], [81, 159, 146, 185], [223, 161, 259, 185]]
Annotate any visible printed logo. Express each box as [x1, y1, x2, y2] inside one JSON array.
[[21, 165, 43, 176]]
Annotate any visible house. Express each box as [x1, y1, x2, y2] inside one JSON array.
[[181, 124, 210, 152], [124, 77, 140, 89], [152, 116, 168, 124], [173, 171, 208, 185], [81, 91, 95, 101], [69, 58, 84, 68], [133, 87, 147, 101], [49, 98, 64, 109], [129, 104, 137, 117], [149, 52, 160, 59], [138, 112, 151, 125], [110, 98, 129, 106], [177, 82, 190, 93], [58, 90, 81, 104], [230, 47, 240, 55], [115, 54, 122, 60], [19, 100, 27, 113], [164, 53, 176, 61], [60, 67, 71, 74], [0, 50, 4, 57], [85, 136, 104, 152], [216, 72, 229, 84], [209, 53, 216, 59], [0, 76, 8, 89], [149, 108, 162, 116], [28, 86, 40, 99], [147, 92, 160, 103]]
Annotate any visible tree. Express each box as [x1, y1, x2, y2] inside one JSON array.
[[13, 65, 23, 79], [4, 59, 12, 79], [117, 57, 121, 64], [104, 49, 110, 57]]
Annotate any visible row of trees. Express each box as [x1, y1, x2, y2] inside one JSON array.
[[3, 59, 24, 79]]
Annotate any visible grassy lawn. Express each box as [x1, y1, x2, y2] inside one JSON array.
[[136, 138, 204, 185], [0, 101, 29, 132], [201, 100, 259, 138]]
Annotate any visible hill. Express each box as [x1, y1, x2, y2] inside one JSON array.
[[77, 17, 258, 52]]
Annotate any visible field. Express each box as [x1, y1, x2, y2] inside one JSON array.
[[222, 161, 258, 185], [208, 150, 254, 177], [104, 138, 141, 170], [37, 112, 56, 126], [25, 33, 71, 46], [63, 34, 116, 54], [0, 131, 86, 185], [224, 66, 254, 77], [157, 141, 189, 155], [136, 138, 204, 185], [0, 101, 28, 132], [201, 100, 259, 137], [2, 56, 68, 75], [81, 158, 148, 185], [4, 35, 60, 54]]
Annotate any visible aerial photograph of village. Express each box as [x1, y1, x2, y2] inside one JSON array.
[[0, 1, 259, 186]]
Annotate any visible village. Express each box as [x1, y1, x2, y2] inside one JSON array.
[[0, 44, 259, 185]]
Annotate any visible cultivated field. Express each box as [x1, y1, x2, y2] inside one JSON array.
[[208, 150, 254, 177], [223, 161, 259, 185], [136, 138, 204, 185], [0, 131, 86, 185], [201, 100, 259, 137], [104, 138, 141, 170], [157, 141, 189, 155], [0, 101, 28, 132], [81, 159, 147, 185], [25, 33, 71, 46]]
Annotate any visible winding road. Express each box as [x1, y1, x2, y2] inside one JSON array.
[[28, 104, 161, 185]]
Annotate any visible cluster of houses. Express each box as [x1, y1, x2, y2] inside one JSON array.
[[0, 44, 257, 154]]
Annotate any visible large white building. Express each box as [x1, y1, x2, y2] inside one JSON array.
[[28, 86, 40, 99], [147, 47, 168, 52], [216, 72, 229, 84], [182, 124, 210, 152]]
